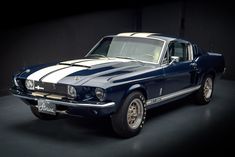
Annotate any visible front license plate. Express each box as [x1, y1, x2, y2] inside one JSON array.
[[38, 99, 56, 115]]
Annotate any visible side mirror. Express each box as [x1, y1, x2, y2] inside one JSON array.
[[170, 56, 180, 65]]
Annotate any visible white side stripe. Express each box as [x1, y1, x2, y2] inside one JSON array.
[[41, 66, 87, 83], [146, 85, 201, 106], [27, 65, 68, 81]]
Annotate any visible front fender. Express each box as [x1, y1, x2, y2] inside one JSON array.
[[126, 84, 147, 97], [122, 84, 147, 103], [110, 83, 147, 113]]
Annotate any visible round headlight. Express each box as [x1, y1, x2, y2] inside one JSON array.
[[25, 79, 34, 90], [95, 87, 106, 101], [68, 85, 77, 98]]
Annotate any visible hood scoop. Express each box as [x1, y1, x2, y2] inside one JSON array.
[[59, 63, 91, 68], [60, 58, 132, 68]]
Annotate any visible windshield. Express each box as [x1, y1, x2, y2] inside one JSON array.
[[87, 36, 164, 63]]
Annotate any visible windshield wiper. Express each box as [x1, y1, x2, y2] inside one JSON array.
[[115, 56, 135, 60], [87, 54, 109, 58]]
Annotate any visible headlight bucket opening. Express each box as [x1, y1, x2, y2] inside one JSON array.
[[25, 79, 34, 90], [95, 87, 106, 101], [67, 85, 77, 98]]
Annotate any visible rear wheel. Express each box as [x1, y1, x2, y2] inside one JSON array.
[[194, 75, 214, 105], [111, 91, 146, 138], [30, 105, 58, 120]]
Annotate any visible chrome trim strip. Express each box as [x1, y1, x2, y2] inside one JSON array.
[[13, 94, 115, 108], [14, 77, 19, 87], [146, 85, 201, 106], [188, 43, 194, 61], [131, 33, 155, 37], [117, 32, 136, 36], [208, 52, 223, 56]]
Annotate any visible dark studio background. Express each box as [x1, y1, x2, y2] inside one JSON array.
[[0, 0, 235, 95], [0, 0, 235, 157]]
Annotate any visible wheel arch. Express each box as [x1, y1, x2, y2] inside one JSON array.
[[207, 70, 216, 80], [113, 84, 147, 114], [126, 84, 148, 100], [199, 69, 216, 85]]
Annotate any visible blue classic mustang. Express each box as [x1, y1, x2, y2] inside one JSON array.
[[11, 32, 225, 137]]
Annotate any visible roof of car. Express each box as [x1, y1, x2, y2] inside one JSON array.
[[115, 32, 187, 43]]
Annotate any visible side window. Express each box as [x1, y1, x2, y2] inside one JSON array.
[[169, 42, 189, 62]]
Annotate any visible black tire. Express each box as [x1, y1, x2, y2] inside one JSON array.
[[194, 75, 214, 105], [111, 91, 146, 138], [30, 105, 58, 120]]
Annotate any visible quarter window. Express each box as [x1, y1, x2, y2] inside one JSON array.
[[169, 42, 189, 62]]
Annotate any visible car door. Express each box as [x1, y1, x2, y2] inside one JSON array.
[[162, 41, 196, 95]]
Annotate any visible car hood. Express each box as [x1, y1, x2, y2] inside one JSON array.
[[19, 58, 159, 86]]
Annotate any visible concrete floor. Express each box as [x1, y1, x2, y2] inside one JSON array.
[[0, 80, 235, 157]]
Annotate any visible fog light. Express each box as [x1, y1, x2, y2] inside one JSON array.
[[25, 79, 34, 90], [95, 87, 106, 101], [68, 85, 77, 98]]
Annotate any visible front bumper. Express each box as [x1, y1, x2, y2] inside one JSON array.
[[11, 88, 116, 117]]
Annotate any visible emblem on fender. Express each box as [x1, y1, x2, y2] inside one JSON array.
[[74, 76, 80, 81]]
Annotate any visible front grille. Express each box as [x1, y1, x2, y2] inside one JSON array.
[[15, 79, 82, 100], [34, 81, 67, 95]]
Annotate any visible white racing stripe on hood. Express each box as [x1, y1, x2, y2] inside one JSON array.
[[41, 66, 87, 83], [74, 58, 130, 66], [41, 58, 130, 83], [27, 58, 130, 83], [27, 65, 68, 81]]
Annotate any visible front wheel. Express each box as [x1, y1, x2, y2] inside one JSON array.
[[194, 75, 214, 105], [111, 91, 146, 138]]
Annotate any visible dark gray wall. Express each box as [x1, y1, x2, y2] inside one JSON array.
[[142, 1, 183, 36], [0, 1, 235, 96], [183, 1, 235, 79], [0, 9, 136, 95], [141, 1, 235, 79]]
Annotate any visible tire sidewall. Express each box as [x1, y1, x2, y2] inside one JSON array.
[[121, 92, 146, 134], [202, 75, 214, 103]]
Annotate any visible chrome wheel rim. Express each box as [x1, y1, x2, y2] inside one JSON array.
[[204, 77, 213, 99], [127, 98, 144, 129]]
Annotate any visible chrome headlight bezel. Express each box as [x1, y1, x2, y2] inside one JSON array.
[[67, 85, 77, 98], [95, 87, 106, 102], [14, 77, 19, 87], [25, 79, 34, 90]]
